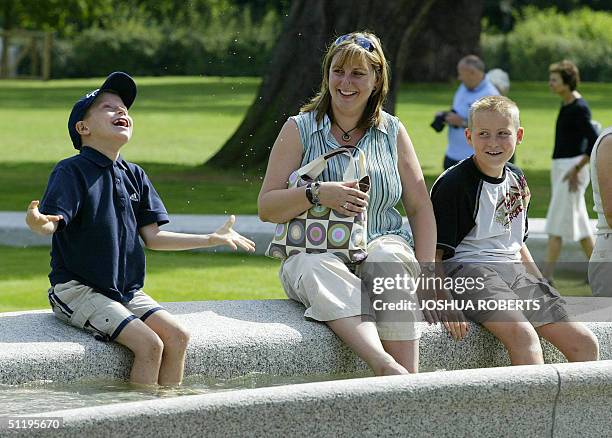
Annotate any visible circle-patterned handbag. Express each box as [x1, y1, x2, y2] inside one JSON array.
[[266, 146, 369, 264]]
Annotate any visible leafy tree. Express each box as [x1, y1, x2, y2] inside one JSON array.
[[483, 0, 612, 32], [208, 0, 483, 169], [0, 0, 113, 36]]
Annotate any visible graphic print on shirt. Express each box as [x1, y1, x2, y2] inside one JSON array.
[[495, 173, 530, 228]]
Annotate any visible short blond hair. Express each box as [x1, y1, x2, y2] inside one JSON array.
[[300, 31, 389, 129], [468, 95, 520, 130]]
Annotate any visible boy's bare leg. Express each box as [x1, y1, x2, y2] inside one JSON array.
[[535, 321, 599, 362], [144, 310, 190, 386], [482, 315, 544, 365], [543, 235, 563, 282], [382, 340, 419, 373], [326, 316, 410, 376], [115, 319, 164, 385]]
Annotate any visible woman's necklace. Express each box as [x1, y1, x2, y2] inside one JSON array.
[[336, 122, 359, 142]]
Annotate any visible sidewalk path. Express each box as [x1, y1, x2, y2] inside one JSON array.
[[0, 212, 596, 269]]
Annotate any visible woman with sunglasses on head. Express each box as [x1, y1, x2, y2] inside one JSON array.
[[259, 31, 467, 376]]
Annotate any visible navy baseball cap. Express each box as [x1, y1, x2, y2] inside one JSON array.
[[68, 71, 137, 149]]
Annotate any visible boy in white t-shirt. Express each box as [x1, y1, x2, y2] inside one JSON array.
[[431, 95, 598, 365]]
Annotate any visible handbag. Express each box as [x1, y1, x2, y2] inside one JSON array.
[[266, 146, 370, 264]]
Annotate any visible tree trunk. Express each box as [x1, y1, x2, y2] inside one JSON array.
[[401, 0, 484, 82], [1, 0, 15, 79], [208, 0, 481, 170]]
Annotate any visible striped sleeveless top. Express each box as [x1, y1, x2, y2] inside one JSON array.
[[290, 111, 413, 246]]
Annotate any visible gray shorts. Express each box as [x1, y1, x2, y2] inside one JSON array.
[[48, 280, 164, 341], [446, 262, 568, 327], [589, 233, 612, 297]]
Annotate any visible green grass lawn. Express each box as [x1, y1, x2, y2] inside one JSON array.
[[0, 245, 591, 313], [0, 246, 591, 312], [0, 246, 285, 312], [1, 77, 610, 216], [0, 77, 608, 311]]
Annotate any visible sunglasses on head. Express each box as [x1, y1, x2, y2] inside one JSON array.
[[334, 34, 375, 52]]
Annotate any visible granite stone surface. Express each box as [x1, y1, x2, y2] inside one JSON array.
[[552, 360, 612, 437], [24, 362, 612, 438], [3, 300, 612, 437], [2, 298, 612, 385]]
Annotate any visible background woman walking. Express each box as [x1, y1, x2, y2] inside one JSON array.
[[542, 60, 600, 284]]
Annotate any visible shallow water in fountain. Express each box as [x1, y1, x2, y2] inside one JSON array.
[[0, 370, 378, 415]]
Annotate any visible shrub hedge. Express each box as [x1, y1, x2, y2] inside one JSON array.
[[51, 8, 281, 78], [48, 7, 611, 80], [482, 7, 612, 81]]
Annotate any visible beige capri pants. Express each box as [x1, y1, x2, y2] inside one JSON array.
[[280, 234, 423, 340]]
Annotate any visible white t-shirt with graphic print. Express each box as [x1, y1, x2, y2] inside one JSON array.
[[431, 157, 531, 262]]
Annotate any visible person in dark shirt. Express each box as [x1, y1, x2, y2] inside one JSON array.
[[25, 72, 255, 386], [542, 60, 599, 284]]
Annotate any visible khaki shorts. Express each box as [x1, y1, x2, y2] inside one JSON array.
[[589, 233, 612, 297], [48, 280, 164, 341], [280, 234, 423, 340], [446, 262, 568, 327]]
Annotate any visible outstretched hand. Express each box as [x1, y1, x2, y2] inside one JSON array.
[[25, 200, 63, 235], [210, 215, 256, 252]]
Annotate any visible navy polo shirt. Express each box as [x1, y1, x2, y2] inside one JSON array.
[[39, 147, 169, 303]]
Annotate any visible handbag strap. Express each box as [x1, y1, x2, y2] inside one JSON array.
[[342, 147, 367, 182], [297, 146, 367, 182]]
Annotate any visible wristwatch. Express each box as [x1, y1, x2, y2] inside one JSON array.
[[305, 183, 314, 204], [311, 181, 321, 206]]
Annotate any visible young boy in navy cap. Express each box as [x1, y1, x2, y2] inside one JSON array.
[[26, 72, 255, 386]]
